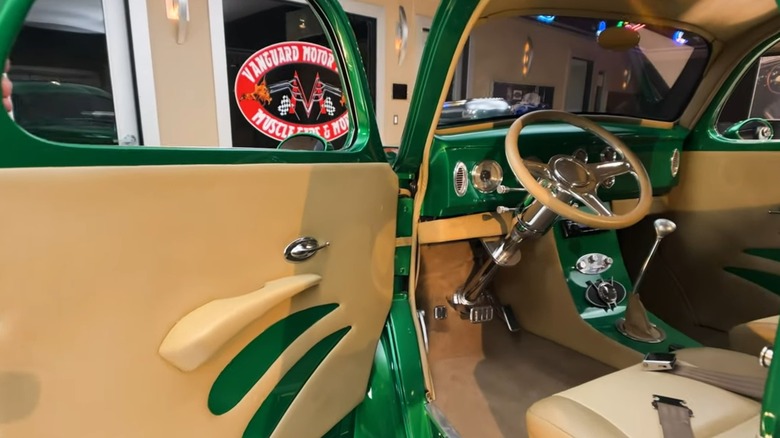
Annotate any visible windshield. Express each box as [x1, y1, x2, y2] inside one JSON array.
[[439, 16, 709, 126]]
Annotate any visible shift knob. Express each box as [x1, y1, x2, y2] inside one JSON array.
[[654, 219, 677, 239]]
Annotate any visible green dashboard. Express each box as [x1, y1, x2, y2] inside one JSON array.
[[421, 121, 688, 218]]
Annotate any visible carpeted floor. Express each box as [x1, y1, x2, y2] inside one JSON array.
[[429, 321, 615, 438]]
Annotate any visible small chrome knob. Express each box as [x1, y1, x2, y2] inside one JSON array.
[[654, 218, 677, 238], [760, 346, 773, 368], [497, 185, 527, 194]]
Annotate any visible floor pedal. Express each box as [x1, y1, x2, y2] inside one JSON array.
[[469, 305, 494, 323], [500, 305, 521, 332]]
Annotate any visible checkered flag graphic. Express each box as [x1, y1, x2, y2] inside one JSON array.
[[323, 97, 335, 116], [278, 95, 291, 116]]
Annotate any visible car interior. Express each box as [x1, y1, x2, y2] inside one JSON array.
[[408, 1, 780, 436]]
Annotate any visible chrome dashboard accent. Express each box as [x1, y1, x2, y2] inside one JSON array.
[[575, 253, 614, 274], [496, 184, 526, 194], [471, 160, 503, 193], [670, 148, 680, 177], [573, 148, 589, 163], [453, 161, 468, 197], [761, 346, 773, 368]]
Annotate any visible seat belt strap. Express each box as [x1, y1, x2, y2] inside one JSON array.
[[670, 361, 765, 400], [653, 395, 694, 438]]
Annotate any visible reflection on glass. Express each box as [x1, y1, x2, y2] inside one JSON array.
[[439, 16, 709, 126], [9, 0, 119, 145]]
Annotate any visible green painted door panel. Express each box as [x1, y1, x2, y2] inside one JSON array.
[[423, 123, 687, 218]]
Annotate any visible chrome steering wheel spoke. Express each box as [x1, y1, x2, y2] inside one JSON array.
[[588, 160, 633, 184], [570, 189, 614, 217]]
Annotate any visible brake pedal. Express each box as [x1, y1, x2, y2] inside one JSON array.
[[469, 305, 494, 323]]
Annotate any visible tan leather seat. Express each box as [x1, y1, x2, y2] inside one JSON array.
[[527, 348, 765, 437], [729, 315, 777, 356]]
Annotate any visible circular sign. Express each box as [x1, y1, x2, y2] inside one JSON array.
[[234, 41, 349, 142]]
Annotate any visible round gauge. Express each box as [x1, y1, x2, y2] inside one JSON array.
[[600, 146, 623, 162], [573, 148, 589, 163], [471, 160, 504, 193], [768, 65, 780, 95]]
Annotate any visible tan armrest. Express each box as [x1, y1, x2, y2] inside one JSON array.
[[159, 274, 322, 371]]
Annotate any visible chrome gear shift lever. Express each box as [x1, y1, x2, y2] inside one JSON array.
[[632, 219, 677, 296], [616, 218, 677, 343]]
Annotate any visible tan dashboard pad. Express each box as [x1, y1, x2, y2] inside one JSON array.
[[159, 274, 322, 372], [505, 110, 652, 229]]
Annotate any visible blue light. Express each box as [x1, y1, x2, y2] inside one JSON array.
[[596, 20, 607, 36], [673, 31, 688, 45], [536, 15, 556, 24]]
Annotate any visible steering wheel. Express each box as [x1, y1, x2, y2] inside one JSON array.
[[505, 110, 652, 229]]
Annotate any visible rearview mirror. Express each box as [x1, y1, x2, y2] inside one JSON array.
[[597, 27, 640, 51]]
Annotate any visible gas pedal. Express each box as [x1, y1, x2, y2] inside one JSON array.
[[500, 305, 521, 332]]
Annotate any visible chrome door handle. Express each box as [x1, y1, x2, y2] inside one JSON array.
[[284, 237, 330, 262], [769, 208, 780, 214]]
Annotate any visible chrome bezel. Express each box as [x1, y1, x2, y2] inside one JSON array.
[[573, 148, 589, 163], [471, 160, 504, 193], [453, 161, 468, 197], [670, 148, 680, 177]]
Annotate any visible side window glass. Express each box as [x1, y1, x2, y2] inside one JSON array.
[[717, 44, 780, 141], [6, 0, 136, 146], [4, 0, 379, 152], [223, 0, 376, 151]]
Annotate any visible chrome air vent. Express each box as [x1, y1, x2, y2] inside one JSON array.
[[453, 162, 468, 197], [670, 148, 680, 177]]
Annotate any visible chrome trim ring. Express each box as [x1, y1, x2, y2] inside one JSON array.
[[670, 149, 680, 177]]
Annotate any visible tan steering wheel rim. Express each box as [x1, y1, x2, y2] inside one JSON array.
[[505, 110, 653, 229]]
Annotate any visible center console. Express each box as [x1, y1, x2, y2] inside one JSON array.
[[553, 220, 699, 353]]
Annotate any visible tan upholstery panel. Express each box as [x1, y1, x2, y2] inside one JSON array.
[[0, 163, 397, 438], [527, 348, 762, 438], [494, 233, 642, 369], [730, 315, 779, 356], [417, 212, 514, 244], [626, 151, 780, 335]]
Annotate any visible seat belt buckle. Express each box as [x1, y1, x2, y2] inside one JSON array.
[[652, 394, 693, 417], [642, 352, 677, 371]]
